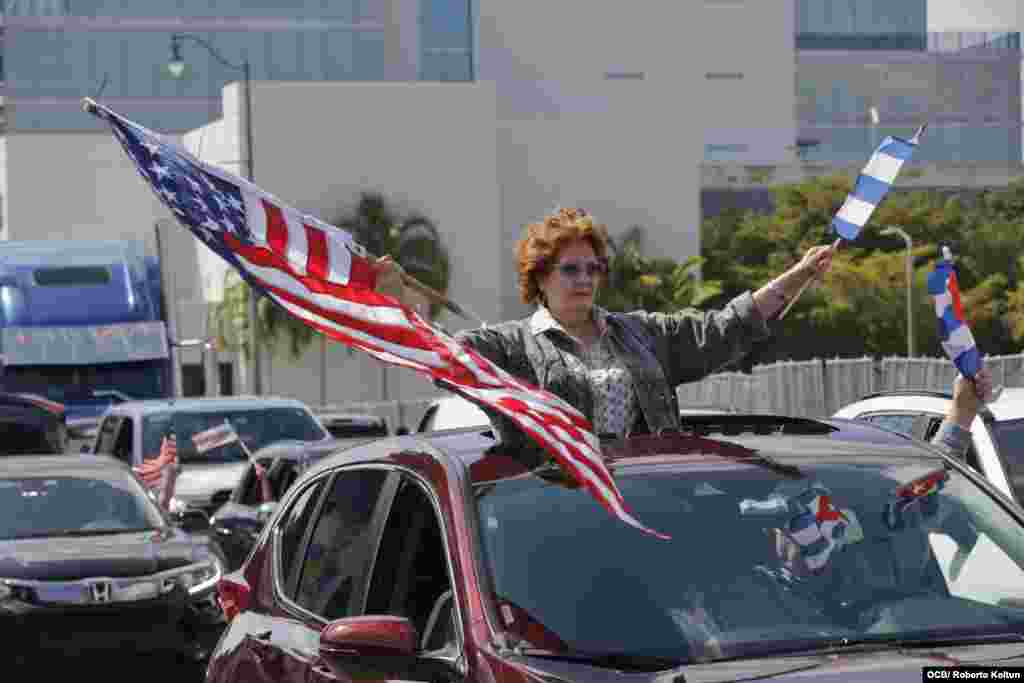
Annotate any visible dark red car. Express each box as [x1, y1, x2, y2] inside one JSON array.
[[207, 415, 1024, 682]]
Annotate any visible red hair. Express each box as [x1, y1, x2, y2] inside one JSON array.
[[514, 207, 610, 305]]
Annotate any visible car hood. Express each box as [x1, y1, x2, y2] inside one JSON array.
[[0, 530, 195, 581], [514, 643, 1024, 683], [173, 461, 249, 501]]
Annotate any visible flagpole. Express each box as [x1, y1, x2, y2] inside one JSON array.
[[399, 272, 489, 327], [777, 238, 841, 320]]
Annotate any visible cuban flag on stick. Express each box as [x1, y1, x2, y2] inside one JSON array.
[[927, 245, 982, 379], [832, 123, 926, 241], [778, 123, 926, 320]]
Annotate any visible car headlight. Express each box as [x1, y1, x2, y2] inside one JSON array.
[[0, 580, 34, 604], [171, 558, 223, 595]]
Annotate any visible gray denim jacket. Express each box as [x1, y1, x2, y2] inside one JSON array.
[[454, 291, 771, 462]]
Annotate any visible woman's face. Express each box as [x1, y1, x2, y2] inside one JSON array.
[[538, 239, 603, 317]]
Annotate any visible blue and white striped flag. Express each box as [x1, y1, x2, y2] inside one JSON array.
[[832, 124, 926, 241], [927, 245, 982, 379]]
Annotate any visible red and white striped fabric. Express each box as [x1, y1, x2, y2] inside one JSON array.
[[89, 99, 668, 540]]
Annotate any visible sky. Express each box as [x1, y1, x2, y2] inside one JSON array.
[[929, 0, 1021, 30]]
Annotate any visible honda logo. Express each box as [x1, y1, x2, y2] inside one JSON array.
[[90, 581, 112, 603]]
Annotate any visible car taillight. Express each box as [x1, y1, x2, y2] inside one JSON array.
[[217, 576, 251, 622]]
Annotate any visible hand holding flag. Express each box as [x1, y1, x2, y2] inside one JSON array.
[[779, 123, 926, 319], [927, 245, 1003, 403], [133, 433, 178, 510]]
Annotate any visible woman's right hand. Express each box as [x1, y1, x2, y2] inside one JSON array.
[[373, 255, 407, 301]]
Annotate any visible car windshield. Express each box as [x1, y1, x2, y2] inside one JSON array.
[[142, 407, 327, 464], [475, 444, 1024, 664], [989, 418, 1024, 502], [0, 474, 163, 539]]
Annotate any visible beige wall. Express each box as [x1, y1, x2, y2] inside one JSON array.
[[3, 132, 178, 247], [185, 80, 502, 410], [697, 0, 798, 163]]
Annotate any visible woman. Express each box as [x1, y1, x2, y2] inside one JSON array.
[[375, 207, 834, 460]]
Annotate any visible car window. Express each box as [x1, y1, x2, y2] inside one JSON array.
[[365, 476, 455, 650], [989, 418, 1024, 502], [293, 469, 390, 620], [862, 413, 917, 437], [238, 464, 263, 507], [475, 455, 1024, 664], [0, 474, 164, 539], [112, 417, 134, 465], [273, 463, 300, 499], [95, 416, 121, 454], [142, 407, 328, 464], [276, 479, 327, 596], [416, 406, 437, 433]]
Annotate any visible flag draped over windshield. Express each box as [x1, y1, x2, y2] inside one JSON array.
[[85, 98, 669, 540]]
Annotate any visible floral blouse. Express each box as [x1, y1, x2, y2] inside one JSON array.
[[531, 306, 638, 437]]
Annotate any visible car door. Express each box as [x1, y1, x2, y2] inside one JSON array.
[[224, 475, 330, 683], [309, 472, 466, 683], [257, 467, 399, 683]]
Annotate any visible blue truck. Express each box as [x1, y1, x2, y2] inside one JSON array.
[[0, 240, 172, 429]]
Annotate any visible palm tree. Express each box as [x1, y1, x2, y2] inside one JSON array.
[[598, 225, 722, 314], [335, 192, 451, 319], [211, 192, 452, 359], [208, 271, 318, 362], [209, 192, 451, 409]]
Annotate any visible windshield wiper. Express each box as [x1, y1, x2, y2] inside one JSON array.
[[765, 632, 1024, 658], [12, 527, 158, 539], [517, 648, 687, 672]]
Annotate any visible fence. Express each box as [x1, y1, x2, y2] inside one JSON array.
[[677, 353, 1024, 419], [311, 353, 1024, 429]]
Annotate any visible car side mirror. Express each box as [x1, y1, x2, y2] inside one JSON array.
[[320, 615, 416, 661], [175, 508, 211, 533]]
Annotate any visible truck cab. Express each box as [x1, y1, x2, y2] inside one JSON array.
[[0, 240, 171, 425]]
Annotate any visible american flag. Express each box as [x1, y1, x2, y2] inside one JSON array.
[[192, 420, 241, 454], [926, 245, 981, 379], [86, 99, 668, 540], [832, 124, 926, 241]]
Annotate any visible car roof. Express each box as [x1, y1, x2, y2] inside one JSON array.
[[301, 415, 945, 486], [105, 396, 313, 417], [318, 413, 386, 424], [0, 454, 132, 477], [253, 437, 377, 462], [835, 387, 1024, 423]]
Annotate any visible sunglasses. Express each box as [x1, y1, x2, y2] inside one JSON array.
[[555, 259, 608, 279]]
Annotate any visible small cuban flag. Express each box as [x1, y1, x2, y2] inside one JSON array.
[[926, 245, 981, 379], [832, 123, 926, 241], [786, 484, 862, 573]]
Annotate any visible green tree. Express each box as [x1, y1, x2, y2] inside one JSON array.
[[597, 226, 722, 314], [700, 174, 1024, 362]]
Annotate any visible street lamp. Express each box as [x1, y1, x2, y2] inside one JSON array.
[[164, 33, 261, 395], [881, 226, 914, 358]]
